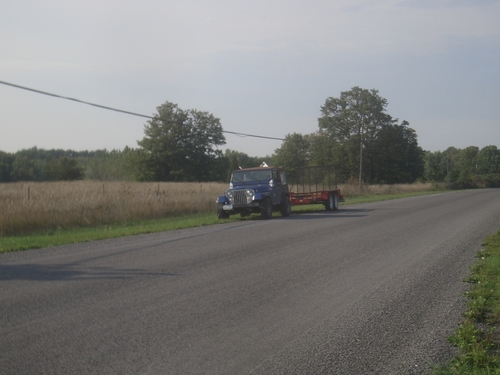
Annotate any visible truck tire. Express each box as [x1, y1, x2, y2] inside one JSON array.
[[325, 193, 339, 211], [260, 197, 273, 219], [217, 209, 229, 219], [280, 196, 291, 217]]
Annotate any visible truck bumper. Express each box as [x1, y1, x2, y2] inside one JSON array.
[[216, 196, 261, 216]]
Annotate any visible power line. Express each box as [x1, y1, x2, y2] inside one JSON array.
[[0, 80, 152, 119], [0, 80, 285, 141], [223, 130, 284, 141]]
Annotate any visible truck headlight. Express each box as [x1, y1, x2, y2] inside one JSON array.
[[225, 190, 234, 204], [246, 189, 255, 203]]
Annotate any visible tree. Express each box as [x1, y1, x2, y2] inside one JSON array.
[[137, 102, 226, 182], [367, 120, 424, 184], [223, 150, 265, 182], [444, 147, 461, 184], [43, 156, 83, 181], [11, 155, 39, 181], [456, 146, 479, 186], [424, 151, 447, 182], [271, 133, 311, 183], [0, 151, 15, 182], [84, 149, 132, 181], [476, 145, 500, 174], [319, 87, 392, 186], [423, 146, 500, 187]]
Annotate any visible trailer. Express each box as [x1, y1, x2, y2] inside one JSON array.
[[288, 166, 345, 211]]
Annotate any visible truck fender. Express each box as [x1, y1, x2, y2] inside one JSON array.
[[216, 195, 229, 204], [254, 192, 265, 201]]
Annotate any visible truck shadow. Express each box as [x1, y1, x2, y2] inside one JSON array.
[[287, 208, 373, 219], [234, 207, 373, 221], [0, 263, 180, 282]]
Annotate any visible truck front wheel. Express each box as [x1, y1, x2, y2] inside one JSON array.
[[217, 209, 229, 219], [260, 197, 273, 219], [280, 196, 291, 217]]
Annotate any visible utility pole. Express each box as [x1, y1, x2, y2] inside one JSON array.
[[359, 127, 363, 189], [446, 154, 450, 183]]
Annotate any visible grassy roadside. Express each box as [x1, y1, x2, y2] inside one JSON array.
[[431, 231, 500, 375], [0, 189, 446, 253], [0, 213, 225, 253]]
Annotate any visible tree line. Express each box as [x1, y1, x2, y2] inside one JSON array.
[[423, 146, 500, 188], [273, 87, 499, 188], [0, 146, 267, 183], [1, 88, 498, 187]]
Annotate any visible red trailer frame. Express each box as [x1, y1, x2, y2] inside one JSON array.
[[289, 189, 344, 206], [288, 166, 344, 208]]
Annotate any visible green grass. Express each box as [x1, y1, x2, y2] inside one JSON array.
[[0, 213, 225, 253], [430, 231, 500, 375], [341, 190, 444, 205], [0, 190, 444, 253]]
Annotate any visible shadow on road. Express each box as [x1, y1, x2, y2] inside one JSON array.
[[0, 263, 180, 282], [285, 208, 374, 220], [233, 207, 375, 221]]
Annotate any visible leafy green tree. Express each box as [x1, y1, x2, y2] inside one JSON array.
[[11, 155, 40, 181], [424, 151, 448, 182], [0, 151, 15, 182], [424, 147, 466, 185], [272, 133, 311, 183], [366, 120, 424, 183], [456, 146, 479, 186], [226, 151, 240, 178], [224, 149, 263, 170], [317, 87, 426, 184], [476, 145, 500, 174], [84, 149, 131, 181], [444, 147, 461, 184], [137, 102, 226, 182], [318, 87, 393, 186], [223, 150, 267, 181], [122, 148, 155, 182], [407, 145, 500, 187], [43, 156, 83, 181], [210, 154, 230, 182], [6, 147, 90, 182]]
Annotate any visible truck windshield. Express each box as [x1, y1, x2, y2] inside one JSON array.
[[231, 170, 272, 183]]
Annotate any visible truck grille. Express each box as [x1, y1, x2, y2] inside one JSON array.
[[233, 190, 248, 205]]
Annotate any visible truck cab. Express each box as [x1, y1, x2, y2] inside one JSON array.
[[216, 166, 291, 219]]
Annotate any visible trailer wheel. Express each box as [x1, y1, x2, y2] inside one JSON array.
[[325, 193, 339, 211], [280, 196, 291, 217], [260, 197, 273, 219]]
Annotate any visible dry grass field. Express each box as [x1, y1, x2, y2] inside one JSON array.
[[0, 180, 440, 237], [0, 181, 227, 236]]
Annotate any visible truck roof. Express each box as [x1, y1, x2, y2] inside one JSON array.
[[233, 166, 282, 172]]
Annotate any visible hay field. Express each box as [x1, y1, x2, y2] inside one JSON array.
[[0, 181, 227, 236]]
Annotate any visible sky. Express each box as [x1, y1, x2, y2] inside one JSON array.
[[1, 0, 499, 157]]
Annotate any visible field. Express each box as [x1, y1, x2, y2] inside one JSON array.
[[0, 180, 443, 237], [0, 181, 227, 236]]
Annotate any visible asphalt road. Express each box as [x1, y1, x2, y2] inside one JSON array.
[[2, 189, 500, 374]]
